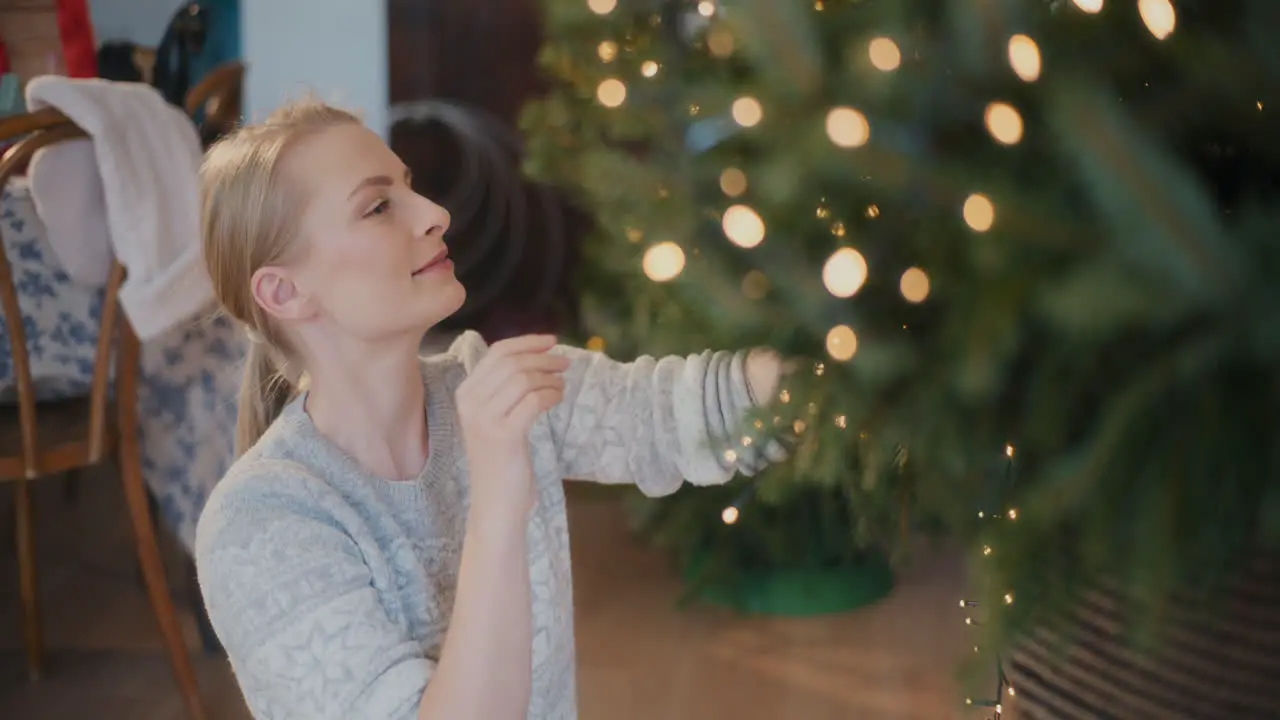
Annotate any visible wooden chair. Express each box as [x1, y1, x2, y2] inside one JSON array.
[[0, 109, 205, 719], [184, 60, 245, 147]]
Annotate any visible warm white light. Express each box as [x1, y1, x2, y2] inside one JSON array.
[[963, 194, 995, 232], [868, 37, 901, 72], [825, 107, 870, 148], [642, 242, 685, 282], [732, 96, 763, 127], [1071, 0, 1103, 13], [719, 167, 748, 197], [822, 248, 868, 298], [596, 78, 626, 107], [985, 102, 1024, 145], [721, 505, 739, 524], [698, 0, 716, 17], [825, 325, 858, 361], [597, 41, 618, 62], [1007, 35, 1041, 82], [722, 205, 766, 248], [899, 267, 930, 303], [1139, 0, 1176, 40], [707, 26, 735, 57], [641, 60, 660, 78], [587, 0, 617, 15]]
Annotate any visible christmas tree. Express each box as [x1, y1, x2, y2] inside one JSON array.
[[521, 0, 1280, 648]]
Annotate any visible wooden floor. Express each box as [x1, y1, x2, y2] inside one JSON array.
[[0, 473, 988, 719]]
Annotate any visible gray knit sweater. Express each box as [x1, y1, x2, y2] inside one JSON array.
[[194, 331, 768, 719]]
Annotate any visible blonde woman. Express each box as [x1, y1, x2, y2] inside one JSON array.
[[194, 100, 783, 720]]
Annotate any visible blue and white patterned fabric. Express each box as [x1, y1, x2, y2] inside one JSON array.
[[1, 179, 243, 553]]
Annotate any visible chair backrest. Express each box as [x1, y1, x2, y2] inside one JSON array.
[[184, 60, 244, 147], [0, 109, 138, 479]]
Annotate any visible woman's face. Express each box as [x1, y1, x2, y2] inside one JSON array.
[[256, 122, 465, 346]]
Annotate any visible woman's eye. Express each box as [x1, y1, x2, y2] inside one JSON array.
[[366, 199, 391, 217]]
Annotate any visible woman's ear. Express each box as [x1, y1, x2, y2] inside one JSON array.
[[250, 266, 315, 322]]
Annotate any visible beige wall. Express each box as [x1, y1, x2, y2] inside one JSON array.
[[1, 0, 62, 86]]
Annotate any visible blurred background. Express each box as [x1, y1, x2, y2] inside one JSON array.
[[0, 0, 1277, 718]]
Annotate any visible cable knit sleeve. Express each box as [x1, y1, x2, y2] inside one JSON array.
[[195, 465, 431, 720], [543, 342, 779, 495]]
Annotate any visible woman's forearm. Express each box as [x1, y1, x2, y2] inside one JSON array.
[[418, 504, 532, 719]]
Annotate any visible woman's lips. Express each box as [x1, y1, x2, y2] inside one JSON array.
[[412, 248, 451, 276]]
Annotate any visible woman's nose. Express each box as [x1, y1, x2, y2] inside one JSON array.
[[417, 194, 451, 238]]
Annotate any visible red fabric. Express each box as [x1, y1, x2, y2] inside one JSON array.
[[0, 39, 10, 76], [55, 0, 98, 78]]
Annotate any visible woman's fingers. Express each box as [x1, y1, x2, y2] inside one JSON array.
[[464, 340, 570, 402], [487, 370, 567, 421], [510, 386, 566, 430]]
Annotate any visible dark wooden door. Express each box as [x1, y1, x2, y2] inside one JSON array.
[[387, 0, 585, 340]]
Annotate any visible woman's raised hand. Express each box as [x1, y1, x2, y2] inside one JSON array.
[[455, 334, 569, 516]]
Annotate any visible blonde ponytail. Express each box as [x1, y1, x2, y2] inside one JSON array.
[[234, 340, 296, 455], [199, 99, 361, 456]]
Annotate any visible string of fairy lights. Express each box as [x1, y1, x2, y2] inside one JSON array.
[[578, 0, 1184, 715]]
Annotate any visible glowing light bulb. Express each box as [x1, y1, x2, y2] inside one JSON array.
[[963, 194, 995, 232], [732, 96, 763, 127], [597, 41, 618, 62], [868, 37, 901, 71], [1139, 0, 1176, 40], [985, 102, 1023, 145], [825, 325, 858, 362], [640, 60, 659, 78], [822, 248, 868, 298], [587, 0, 617, 14], [719, 167, 747, 196], [708, 27, 735, 57], [596, 78, 626, 107], [721, 506, 739, 524], [698, 1, 716, 17], [642, 242, 685, 282], [1006, 444, 1015, 457], [722, 205, 766, 248], [1072, 0, 1103, 13], [1007, 34, 1041, 82], [825, 107, 870, 148], [899, 267, 930, 303]]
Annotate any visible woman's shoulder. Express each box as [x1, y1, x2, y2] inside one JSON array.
[[194, 453, 348, 561], [417, 329, 488, 391]]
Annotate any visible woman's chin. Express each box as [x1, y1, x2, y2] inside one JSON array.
[[419, 275, 467, 326]]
